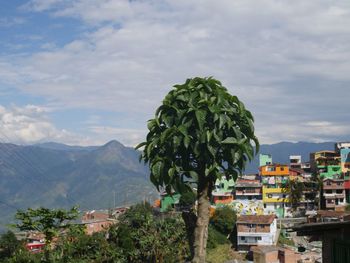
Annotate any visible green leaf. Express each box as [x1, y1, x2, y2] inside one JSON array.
[[184, 136, 191, 149], [206, 130, 212, 142], [221, 137, 238, 144], [151, 161, 163, 178], [168, 167, 176, 178], [147, 119, 157, 130], [195, 110, 206, 130], [219, 114, 225, 129], [135, 141, 146, 150], [178, 125, 188, 136], [188, 171, 198, 180]]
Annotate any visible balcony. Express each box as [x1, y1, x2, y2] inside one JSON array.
[[324, 194, 336, 199], [236, 191, 261, 196], [263, 187, 283, 193], [263, 197, 290, 203], [323, 185, 344, 190]]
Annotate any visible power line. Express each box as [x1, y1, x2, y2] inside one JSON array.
[[0, 136, 90, 210]]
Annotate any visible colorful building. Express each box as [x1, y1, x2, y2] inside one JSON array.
[[259, 154, 272, 167], [160, 192, 181, 212], [232, 199, 264, 216], [310, 151, 341, 179], [260, 164, 291, 217], [211, 178, 235, 205]]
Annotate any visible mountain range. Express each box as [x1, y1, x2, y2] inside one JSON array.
[[0, 140, 336, 230]]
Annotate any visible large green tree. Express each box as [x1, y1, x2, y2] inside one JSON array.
[[137, 77, 258, 262]]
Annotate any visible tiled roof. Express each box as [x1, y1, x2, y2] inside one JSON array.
[[237, 214, 276, 224], [317, 210, 350, 218]]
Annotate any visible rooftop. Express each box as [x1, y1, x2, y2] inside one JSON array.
[[237, 214, 276, 224], [316, 210, 350, 218]]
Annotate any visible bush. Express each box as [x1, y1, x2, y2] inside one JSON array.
[[207, 225, 228, 249], [211, 206, 237, 235]]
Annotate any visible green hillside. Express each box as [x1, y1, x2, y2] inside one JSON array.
[[0, 140, 156, 231]]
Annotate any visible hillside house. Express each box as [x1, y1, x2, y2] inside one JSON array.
[[236, 214, 277, 250], [235, 178, 262, 200], [211, 178, 235, 205], [322, 178, 346, 211], [289, 155, 302, 169], [82, 210, 117, 235], [308, 210, 350, 223]]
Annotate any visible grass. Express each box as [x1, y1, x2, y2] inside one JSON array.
[[206, 244, 245, 263], [278, 234, 295, 247]]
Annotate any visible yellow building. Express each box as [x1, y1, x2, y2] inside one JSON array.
[[260, 164, 291, 217]]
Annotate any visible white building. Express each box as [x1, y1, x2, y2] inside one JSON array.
[[236, 215, 277, 249]]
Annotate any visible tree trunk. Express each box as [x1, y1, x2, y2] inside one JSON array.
[[192, 179, 210, 263], [182, 210, 197, 259]]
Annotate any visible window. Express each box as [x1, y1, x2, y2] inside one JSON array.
[[280, 167, 284, 171], [268, 194, 272, 198], [264, 204, 266, 208], [327, 181, 331, 186], [256, 237, 262, 241], [241, 237, 245, 241]]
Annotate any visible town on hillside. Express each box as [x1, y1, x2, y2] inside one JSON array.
[[10, 142, 350, 263], [156, 141, 350, 263]]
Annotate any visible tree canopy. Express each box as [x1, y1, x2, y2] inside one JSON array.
[[137, 77, 258, 193], [137, 77, 259, 262]]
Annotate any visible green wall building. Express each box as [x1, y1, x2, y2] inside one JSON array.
[[259, 154, 272, 167]]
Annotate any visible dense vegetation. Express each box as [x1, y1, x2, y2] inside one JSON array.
[[0, 203, 237, 263]]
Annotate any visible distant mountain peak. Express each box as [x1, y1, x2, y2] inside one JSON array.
[[103, 140, 124, 148]]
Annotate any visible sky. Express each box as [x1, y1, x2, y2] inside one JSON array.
[[0, 0, 350, 146]]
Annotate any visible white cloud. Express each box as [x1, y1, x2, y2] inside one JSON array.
[[0, 17, 26, 27], [0, 104, 93, 145], [1, 0, 350, 144]]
